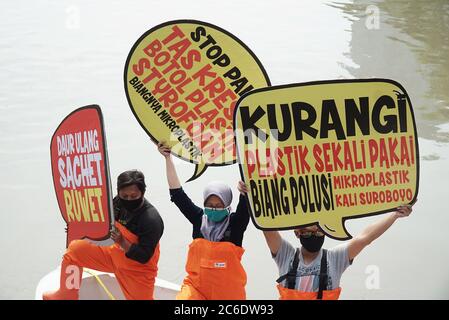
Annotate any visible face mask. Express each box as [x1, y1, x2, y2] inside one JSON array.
[[204, 207, 230, 222], [299, 235, 325, 253], [120, 197, 143, 211]]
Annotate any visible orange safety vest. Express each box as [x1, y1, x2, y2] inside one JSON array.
[[176, 238, 247, 300], [276, 248, 342, 300], [64, 221, 160, 300], [277, 284, 342, 300]]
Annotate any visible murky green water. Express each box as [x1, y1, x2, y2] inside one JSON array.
[[333, 0, 449, 144]]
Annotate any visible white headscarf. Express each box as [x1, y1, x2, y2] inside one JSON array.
[[200, 214, 231, 242], [201, 181, 233, 242]]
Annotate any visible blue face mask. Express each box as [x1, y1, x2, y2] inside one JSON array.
[[204, 207, 230, 222]]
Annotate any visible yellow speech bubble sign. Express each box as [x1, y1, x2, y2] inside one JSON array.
[[124, 20, 270, 181], [234, 79, 419, 240]]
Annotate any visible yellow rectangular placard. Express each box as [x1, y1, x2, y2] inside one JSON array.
[[234, 79, 418, 239]]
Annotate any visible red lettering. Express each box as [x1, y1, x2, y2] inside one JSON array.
[[132, 58, 151, 76], [143, 40, 162, 57], [192, 64, 216, 86]]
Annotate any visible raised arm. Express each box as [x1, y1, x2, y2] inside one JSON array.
[[157, 141, 202, 223], [233, 181, 251, 228], [348, 203, 414, 260], [263, 231, 283, 257], [238, 180, 283, 256], [158, 141, 181, 189]]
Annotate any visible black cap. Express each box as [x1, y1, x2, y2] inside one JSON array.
[[117, 170, 146, 193]]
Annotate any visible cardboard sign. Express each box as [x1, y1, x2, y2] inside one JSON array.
[[124, 19, 270, 181], [234, 79, 419, 239], [50, 105, 113, 247]]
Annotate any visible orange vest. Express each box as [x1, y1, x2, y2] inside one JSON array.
[[113, 222, 160, 274], [277, 284, 342, 300], [64, 222, 160, 300], [276, 248, 341, 300], [176, 238, 247, 300]]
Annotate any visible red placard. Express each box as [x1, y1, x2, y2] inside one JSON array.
[[50, 105, 113, 247]]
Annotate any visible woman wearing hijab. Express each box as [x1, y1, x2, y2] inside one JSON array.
[[158, 142, 250, 300]]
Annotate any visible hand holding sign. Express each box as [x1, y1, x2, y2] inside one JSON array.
[[393, 198, 415, 218], [110, 227, 132, 252], [157, 140, 172, 158], [110, 227, 122, 243], [237, 181, 249, 195], [234, 79, 419, 240], [124, 20, 270, 182], [50, 105, 113, 247]]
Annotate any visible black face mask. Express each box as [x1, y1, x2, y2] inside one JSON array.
[[299, 235, 325, 253], [120, 197, 143, 212]]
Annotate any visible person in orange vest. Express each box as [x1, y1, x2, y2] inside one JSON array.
[[158, 142, 250, 300], [43, 170, 164, 300], [258, 190, 416, 300]]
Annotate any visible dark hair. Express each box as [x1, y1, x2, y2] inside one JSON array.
[[117, 170, 146, 193]]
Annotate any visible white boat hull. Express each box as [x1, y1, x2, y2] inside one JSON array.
[[35, 267, 181, 300]]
